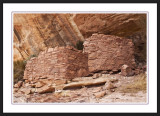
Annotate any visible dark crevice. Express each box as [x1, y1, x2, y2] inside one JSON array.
[[14, 27, 21, 42]]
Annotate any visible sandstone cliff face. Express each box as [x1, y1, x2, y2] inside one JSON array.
[[13, 13, 146, 63], [74, 14, 146, 63], [13, 14, 83, 61]]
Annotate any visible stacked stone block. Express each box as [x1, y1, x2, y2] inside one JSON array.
[[24, 46, 89, 80], [83, 34, 136, 73]]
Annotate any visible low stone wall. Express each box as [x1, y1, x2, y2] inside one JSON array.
[[24, 46, 89, 80], [83, 34, 136, 73]]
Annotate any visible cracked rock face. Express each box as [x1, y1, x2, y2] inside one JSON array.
[[74, 13, 146, 63], [13, 13, 146, 63], [13, 14, 83, 61]]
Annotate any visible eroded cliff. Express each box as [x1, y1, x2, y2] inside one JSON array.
[[13, 13, 146, 63], [13, 14, 84, 61], [74, 13, 146, 63]]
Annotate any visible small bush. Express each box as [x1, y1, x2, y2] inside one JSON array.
[[13, 60, 26, 84], [119, 73, 147, 93], [26, 54, 37, 60], [24, 54, 37, 64], [75, 40, 84, 50]]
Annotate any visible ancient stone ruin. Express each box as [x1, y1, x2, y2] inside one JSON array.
[[24, 46, 89, 81], [14, 33, 140, 95], [13, 13, 147, 103], [23, 34, 137, 84], [83, 34, 136, 73]]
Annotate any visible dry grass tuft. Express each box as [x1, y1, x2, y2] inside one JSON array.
[[13, 54, 37, 84], [13, 60, 26, 84], [119, 73, 147, 93]]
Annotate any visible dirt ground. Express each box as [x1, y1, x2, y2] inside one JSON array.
[[13, 72, 147, 104]]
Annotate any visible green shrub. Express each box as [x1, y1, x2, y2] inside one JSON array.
[[26, 54, 37, 60], [24, 54, 37, 64], [75, 40, 84, 50], [13, 60, 26, 84]]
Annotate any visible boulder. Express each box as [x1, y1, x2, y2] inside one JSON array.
[[25, 89, 31, 95], [94, 91, 106, 98], [121, 64, 134, 76], [103, 82, 115, 90], [13, 88, 19, 93], [14, 84, 19, 88], [37, 85, 55, 94], [35, 81, 45, 88], [92, 73, 102, 79], [92, 87, 102, 93], [54, 79, 67, 85], [19, 88, 31, 95], [14, 81, 23, 88]]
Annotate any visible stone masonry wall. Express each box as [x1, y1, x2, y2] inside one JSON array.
[[24, 46, 89, 80], [83, 34, 136, 73]]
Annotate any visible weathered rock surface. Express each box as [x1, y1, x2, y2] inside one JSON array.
[[74, 13, 146, 63], [14, 81, 23, 88], [121, 64, 134, 76], [35, 81, 45, 88], [54, 79, 67, 86], [13, 14, 84, 61], [37, 85, 55, 94], [13, 73, 147, 103], [92, 73, 102, 79], [83, 34, 136, 73], [94, 91, 106, 98], [13, 13, 146, 63], [63, 77, 109, 89]]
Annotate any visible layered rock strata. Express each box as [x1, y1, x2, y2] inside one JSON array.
[[83, 34, 136, 73], [74, 13, 146, 63], [13, 13, 146, 63], [13, 14, 83, 61]]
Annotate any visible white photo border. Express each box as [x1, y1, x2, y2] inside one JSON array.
[[3, 3, 157, 113]]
